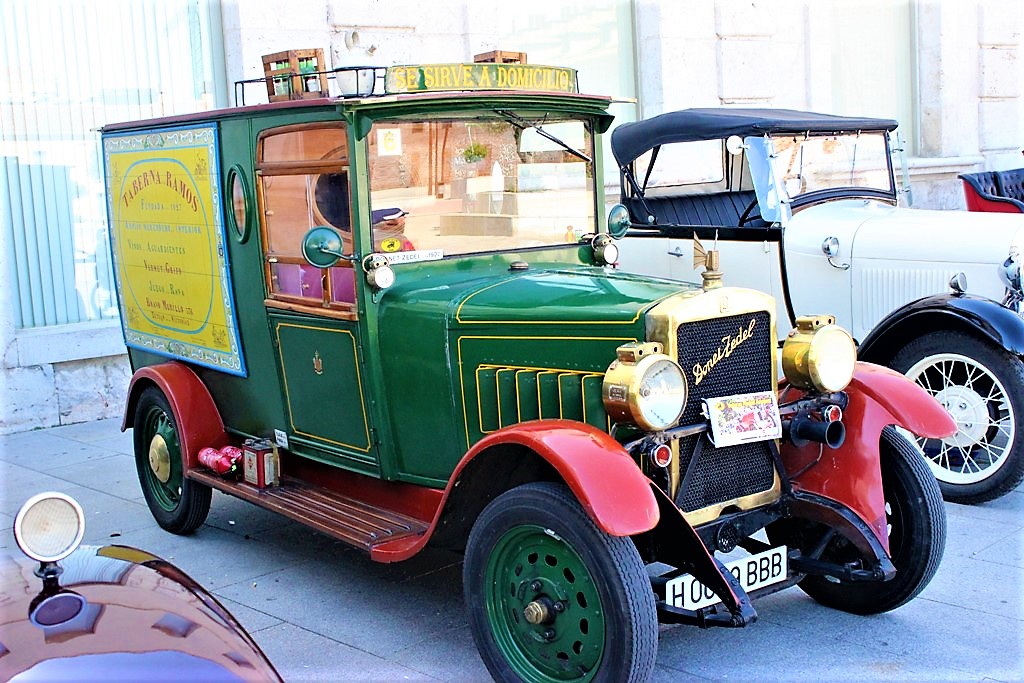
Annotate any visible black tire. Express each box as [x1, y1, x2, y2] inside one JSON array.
[[133, 386, 211, 534], [463, 482, 657, 683], [797, 426, 946, 614], [891, 330, 1024, 504]]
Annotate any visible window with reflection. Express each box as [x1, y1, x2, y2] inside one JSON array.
[[367, 113, 596, 257], [257, 124, 357, 307], [229, 170, 248, 239]]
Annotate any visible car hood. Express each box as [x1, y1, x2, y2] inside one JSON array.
[[790, 200, 1024, 301], [0, 546, 280, 682], [450, 267, 687, 325], [795, 200, 1024, 265]]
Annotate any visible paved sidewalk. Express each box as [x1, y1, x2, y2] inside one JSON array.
[[2, 417, 1022, 681]]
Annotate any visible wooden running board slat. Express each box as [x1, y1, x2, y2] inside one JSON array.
[[188, 471, 428, 552]]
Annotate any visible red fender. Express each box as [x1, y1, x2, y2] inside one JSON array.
[[122, 362, 228, 471], [780, 362, 956, 552], [371, 420, 659, 562], [457, 420, 660, 536]]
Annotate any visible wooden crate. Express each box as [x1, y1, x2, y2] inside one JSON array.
[[262, 49, 329, 101], [473, 50, 527, 65]]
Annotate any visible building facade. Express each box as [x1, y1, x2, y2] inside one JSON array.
[[2, 0, 1021, 433]]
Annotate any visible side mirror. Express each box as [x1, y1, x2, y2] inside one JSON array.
[[606, 203, 631, 239], [301, 226, 350, 268]]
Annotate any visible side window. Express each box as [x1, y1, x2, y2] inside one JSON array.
[[257, 124, 357, 308]]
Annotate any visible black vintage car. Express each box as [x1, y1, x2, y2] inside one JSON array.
[[613, 107, 1024, 504]]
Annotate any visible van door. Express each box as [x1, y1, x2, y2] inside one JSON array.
[[268, 310, 376, 471], [257, 123, 379, 474]]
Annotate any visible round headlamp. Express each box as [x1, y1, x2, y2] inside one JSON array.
[[591, 233, 619, 266], [604, 342, 688, 431], [363, 254, 395, 291], [14, 492, 85, 563], [782, 316, 857, 393]]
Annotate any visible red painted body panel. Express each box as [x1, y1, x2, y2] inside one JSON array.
[[458, 420, 660, 535], [372, 420, 659, 562], [780, 362, 956, 551], [122, 363, 227, 471]]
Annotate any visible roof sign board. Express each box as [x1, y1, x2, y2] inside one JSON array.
[[385, 63, 578, 95]]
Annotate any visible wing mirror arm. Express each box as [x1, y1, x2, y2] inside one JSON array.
[[301, 226, 356, 267]]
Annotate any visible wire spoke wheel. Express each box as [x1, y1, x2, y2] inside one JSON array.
[[906, 352, 1012, 484], [892, 331, 1024, 503]]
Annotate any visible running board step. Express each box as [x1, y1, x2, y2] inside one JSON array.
[[189, 471, 428, 552]]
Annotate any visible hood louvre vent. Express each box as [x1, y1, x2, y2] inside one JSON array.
[[475, 365, 608, 433]]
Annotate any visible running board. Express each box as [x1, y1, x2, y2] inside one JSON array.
[[189, 470, 428, 553]]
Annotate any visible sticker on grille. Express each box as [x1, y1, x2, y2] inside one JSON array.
[[674, 311, 776, 511]]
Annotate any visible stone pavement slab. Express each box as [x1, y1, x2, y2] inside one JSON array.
[[2, 417, 1022, 681]]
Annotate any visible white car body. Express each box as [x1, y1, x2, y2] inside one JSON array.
[[611, 107, 1024, 504], [619, 185, 1024, 346]]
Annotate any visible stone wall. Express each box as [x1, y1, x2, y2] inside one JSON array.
[[1, 322, 129, 435]]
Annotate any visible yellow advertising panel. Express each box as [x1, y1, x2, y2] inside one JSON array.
[[103, 124, 245, 375]]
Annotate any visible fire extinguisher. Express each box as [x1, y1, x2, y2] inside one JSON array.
[[198, 446, 243, 476]]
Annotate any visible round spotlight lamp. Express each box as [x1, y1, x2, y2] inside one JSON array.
[[14, 492, 86, 564], [782, 315, 857, 393], [592, 233, 619, 266]]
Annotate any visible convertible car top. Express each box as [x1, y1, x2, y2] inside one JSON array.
[[610, 108, 900, 167]]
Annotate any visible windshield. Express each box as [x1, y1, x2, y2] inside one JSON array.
[[764, 131, 894, 198], [367, 112, 596, 257]]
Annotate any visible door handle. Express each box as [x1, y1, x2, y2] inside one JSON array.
[[667, 246, 685, 257]]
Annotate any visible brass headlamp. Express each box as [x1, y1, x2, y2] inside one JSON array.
[[603, 342, 688, 431], [782, 315, 856, 393]]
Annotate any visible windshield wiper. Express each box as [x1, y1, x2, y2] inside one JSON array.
[[495, 109, 592, 163]]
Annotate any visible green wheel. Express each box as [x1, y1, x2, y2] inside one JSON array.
[[133, 386, 211, 534], [464, 482, 657, 683]]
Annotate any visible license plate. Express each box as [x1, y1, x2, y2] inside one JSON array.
[[665, 546, 788, 610]]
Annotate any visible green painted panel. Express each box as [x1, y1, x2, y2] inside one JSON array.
[[582, 375, 608, 430], [496, 369, 518, 428], [274, 319, 375, 461], [537, 372, 561, 419], [516, 371, 540, 422], [557, 374, 584, 422], [454, 270, 682, 325], [476, 367, 499, 433]]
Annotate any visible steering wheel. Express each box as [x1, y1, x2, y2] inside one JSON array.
[[737, 197, 762, 226]]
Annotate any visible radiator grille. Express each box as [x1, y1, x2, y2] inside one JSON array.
[[674, 311, 776, 513], [677, 312, 773, 422], [676, 441, 777, 513]]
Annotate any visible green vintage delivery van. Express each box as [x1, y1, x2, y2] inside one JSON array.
[[102, 61, 955, 682]]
